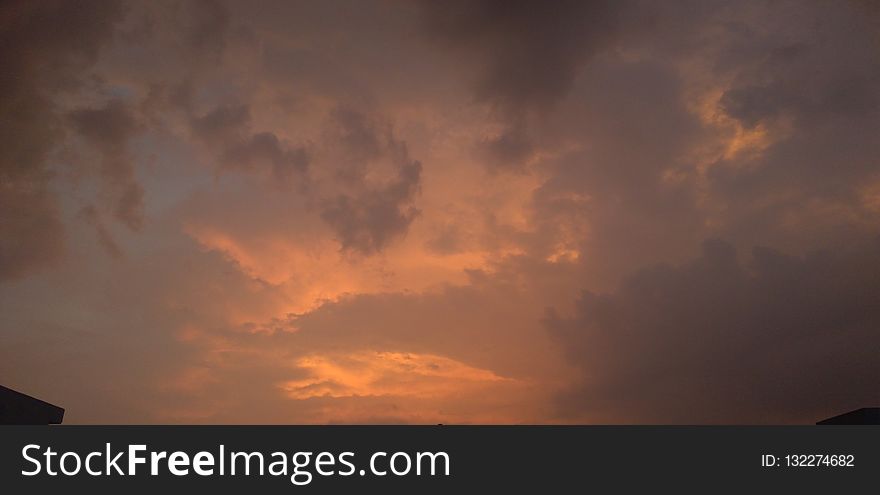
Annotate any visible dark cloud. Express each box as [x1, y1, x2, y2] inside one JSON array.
[[110, 0, 234, 78], [190, 104, 310, 185], [188, 102, 424, 255], [719, 38, 879, 129], [79, 205, 123, 259], [703, 2, 880, 250], [321, 156, 422, 255], [526, 55, 707, 287], [420, 0, 619, 116], [190, 103, 422, 254], [547, 239, 880, 423], [0, 0, 124, 280], [184, 0, 231, 61], [330, 106, 383, 165], [69, 99, 145, 230], [316, 107, 424, 254], [140, 80, 195, 120], [509, 0, 880, 290], [190, 103, 250, 142], [420, 0, 620, 172], [221, 132, 310, 183], [474, 124, 534, 172]]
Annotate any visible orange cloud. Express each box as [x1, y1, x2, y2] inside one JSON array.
[[281, 351, 512, 400]]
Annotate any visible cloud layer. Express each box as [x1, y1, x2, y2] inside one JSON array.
[[1, 0, 878, 424], [548, 239, 880, 423]]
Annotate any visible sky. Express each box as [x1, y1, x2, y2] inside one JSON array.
[[1, 0, 879, 424]]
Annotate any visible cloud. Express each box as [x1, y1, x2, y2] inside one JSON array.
[[0, 0, 124, 280], [281, 351, 509, 399], [420, 0, 619, 116], [79, 204, 123, 258], [69, 99, 145, 230], [318, 108, 423, 255], [419, 0, 620, 172], [222, 132, 310, 183], [155, 272, 568, 423], [508, 0, 880, 290], [474, 124, 534, 172], [183, 0, 231, 61], [190, 103, 311, 185], [320, 158, 421, 255], [3, 0, 880, 426], [190, 103, 250, 142], [547, 239, 880, 423], [329, 107, 384, 166], [708, 2, 880, 223]]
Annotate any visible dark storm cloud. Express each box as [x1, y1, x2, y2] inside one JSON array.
[[420, 0, 619, 116], [318, 107, 423, 255], [700, 1, 880, 250], [420, 0, 621, 172], [525, 56, 708, 287], [321, 155, 422, 255], [508, 0, 880, 289], [69, 99, 145, 230], [718, 42, 879, 129], [474, 124, 534, 172], [190, 103, 250, 142], [547, 239, 880, 423], [0, 0, 124, 280], [190, 103, 310, 185], [190, 103, 422, 254], [79, 205, 123, 259], [183, 0, 231, 61], [330, 107, 383, 168], [487, 0, 880, 423], [111, 0, 234, 76], [718, 15, 880, 143], [222, 132, 310, 183]]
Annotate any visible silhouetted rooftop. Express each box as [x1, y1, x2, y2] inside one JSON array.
[[816, 408, 880, 425], [0, 385, 65, 425]]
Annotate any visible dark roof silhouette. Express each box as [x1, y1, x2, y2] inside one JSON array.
[[816, 407, 880, 425], [0, 385, 65, 425]]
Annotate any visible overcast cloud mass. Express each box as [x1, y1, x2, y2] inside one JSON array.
[[1, 0, 878, 423]]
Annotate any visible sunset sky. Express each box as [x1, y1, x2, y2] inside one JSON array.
[[1, 0, 879, 424]]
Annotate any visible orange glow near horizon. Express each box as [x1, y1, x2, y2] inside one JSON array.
[[281, 351, 511, 400]]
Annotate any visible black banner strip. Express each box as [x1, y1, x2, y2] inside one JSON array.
[[1, 426, 877, 493]]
